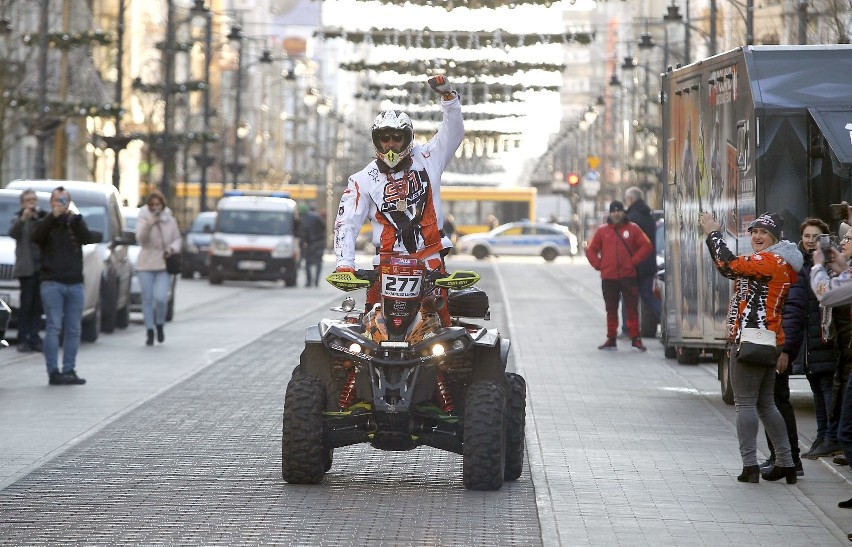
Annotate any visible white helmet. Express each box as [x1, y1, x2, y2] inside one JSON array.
[[371, 110, 414, 169]]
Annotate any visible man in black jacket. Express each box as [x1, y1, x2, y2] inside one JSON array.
[[623, 187, 660, 333], [31, 187, 100, 386]]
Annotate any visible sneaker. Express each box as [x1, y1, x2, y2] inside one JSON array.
[[631, 337, 647, 352], [795, 460, 804, 477], [801, 436, 823, 458], [759, 457, 775, 470], [16, 343, 33, 353], [48, 371, 66, 385], [806, 439, 842, 458], [834, 455, 848, 466], [61, 370, 86, 385], [598, 338, 617, 350], [31, 340, 43, 353]]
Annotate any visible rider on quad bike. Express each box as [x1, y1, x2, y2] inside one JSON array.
[[332, 75, 462, 326]]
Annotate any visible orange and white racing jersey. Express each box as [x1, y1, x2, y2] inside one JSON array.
[[333, 96, 464, 269]]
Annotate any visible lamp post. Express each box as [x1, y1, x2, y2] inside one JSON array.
[[227, 36, 274, 190], [227, 24, 244, 189], [101, 0, 131, 190], [159, 0, 177, 201], [190, 0, 213, 211], [33, 0, 51, 179]]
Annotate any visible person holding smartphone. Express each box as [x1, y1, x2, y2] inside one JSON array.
[[135, 190, 181, 346], [31, 186, 99, 386], [10, 189, 47, 353]]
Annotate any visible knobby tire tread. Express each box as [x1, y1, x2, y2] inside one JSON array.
[[463, 381, 506, 490], [281, 375, 326, 484]]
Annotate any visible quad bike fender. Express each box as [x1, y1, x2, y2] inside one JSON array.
[[305, 325, 322, 344], [469, 327, 502, 348], [499, 338, 511, 368]]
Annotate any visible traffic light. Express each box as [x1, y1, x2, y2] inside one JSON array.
[[567, 173, 580, 187]]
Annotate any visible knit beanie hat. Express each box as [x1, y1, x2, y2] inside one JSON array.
[[748, 212, 783, 242]]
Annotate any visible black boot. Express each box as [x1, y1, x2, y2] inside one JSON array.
[[760, 465, 797, 484], [737, 465, 760, 483], [146, 329, 154, 346], [156, 324, 164, 343]]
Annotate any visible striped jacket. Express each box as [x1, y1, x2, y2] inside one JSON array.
[[706, 231, 803, 345]]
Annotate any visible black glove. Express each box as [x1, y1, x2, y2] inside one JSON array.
[[428, 75, 455, 100]]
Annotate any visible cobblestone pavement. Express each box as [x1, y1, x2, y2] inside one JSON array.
[[0, 268, 540, 545], [0, 257, 850, 545], [497, 259, 850, 546]]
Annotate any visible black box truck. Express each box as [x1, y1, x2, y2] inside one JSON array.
[[660, 45, 852, 403]]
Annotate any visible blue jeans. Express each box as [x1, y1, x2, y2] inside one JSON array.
[[40, 281, 84, 375], [137, 270, 170, 330]]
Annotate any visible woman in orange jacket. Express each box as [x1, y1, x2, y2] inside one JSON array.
[[700, 211, 804, 484]]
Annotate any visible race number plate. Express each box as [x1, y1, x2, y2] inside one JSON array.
[[238, 260, 266, 271], [381, 274, 421, 298]]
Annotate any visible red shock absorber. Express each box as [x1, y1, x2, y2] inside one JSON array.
[[435, 371, 455, 413], [338, 369, 357, 410]]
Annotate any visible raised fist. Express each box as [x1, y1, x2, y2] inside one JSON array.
[[428, 75, 454, 97]]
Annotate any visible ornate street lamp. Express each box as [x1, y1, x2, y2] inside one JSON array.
[[190, 0, 213, 211]]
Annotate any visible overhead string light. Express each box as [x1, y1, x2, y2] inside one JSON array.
[[316, 28, 595, 48]]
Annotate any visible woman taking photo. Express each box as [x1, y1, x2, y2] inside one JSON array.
[[699, 211, 803, 484], [135, 191, 181, 346]]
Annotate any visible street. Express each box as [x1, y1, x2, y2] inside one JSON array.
[[0, 255, 850, 545]]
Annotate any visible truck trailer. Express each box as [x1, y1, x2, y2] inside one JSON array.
[[660, 45, 852, 403]]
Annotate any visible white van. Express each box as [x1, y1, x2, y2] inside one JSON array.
[[208, 195, 300, 286]]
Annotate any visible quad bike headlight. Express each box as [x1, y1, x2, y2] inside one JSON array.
[[349, 342, 363, 354], [431, 343, 445, 356]]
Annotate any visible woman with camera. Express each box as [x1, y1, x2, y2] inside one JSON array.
[[135, 190, 181, 346], [810, 221, 852, 509], [699, 211, 803, 484]]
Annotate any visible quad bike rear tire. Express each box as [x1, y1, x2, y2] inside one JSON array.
[[504, 372, 526, 481], [463, 381, 506, 491], [281, 375, 327, 484]]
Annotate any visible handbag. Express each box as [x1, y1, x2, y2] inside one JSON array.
[[737, 327, 778, 367], [165, 253, 181, 275], [735, 286, 778, 367], [156, 222, 181, 275]]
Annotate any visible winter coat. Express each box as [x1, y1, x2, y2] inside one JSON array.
[[784, 250, 838, 375], [585, 220, 654, 280], [705, 232, 804, 346], [135, 207, 181, 272], [809, 260, 852, 415], [30, 212, 98, 285], [625, 198, 657, 277], [10, 208, 47, 277], [334, 96, 463, 269]]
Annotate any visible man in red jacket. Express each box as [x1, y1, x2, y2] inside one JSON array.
[[585, 200, 654, 351]]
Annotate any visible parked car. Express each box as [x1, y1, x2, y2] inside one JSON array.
[[181, 211, 216, 278], [121, 207, 176, 322], [7, 180, 134, 336], [0, 187, 106, 342], [455, 220, 578, 261]]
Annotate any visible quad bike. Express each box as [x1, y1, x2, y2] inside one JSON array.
[[281, 255, 527, 490]]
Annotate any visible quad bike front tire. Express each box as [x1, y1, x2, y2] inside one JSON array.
[[281, 375, 327, 484], [463, 381, 506, 491], [504, 372, 526, 481]]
